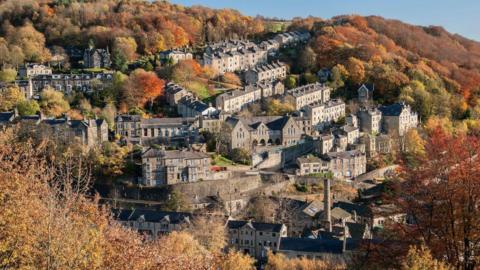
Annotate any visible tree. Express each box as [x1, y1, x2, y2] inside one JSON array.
[[171, 59, 203, 84], [187, 214, 227, 253], [113, 36, 137, 62], [265, 251, 341, 270], [346, 57, 365, 85], [92, 142, 129, 177], [400, 128, 480, 269], [404, 129, 425, 158], [122, 69, 165, 110], [298, 46, 317, 72], [162, 190, 190, 212], [220, 251, 255, 270], [222, 72, 241, 86], [402, 245, 451, 270], [8, 23, 51, 63], [0, 68, 17, 82], [39, 87, 70, 117], [0, 86, 24, 111], [284, 75, 297, 89], [17, 99, 40, 116], [100, 102, 117, 129], [230, 148, 251, 165]]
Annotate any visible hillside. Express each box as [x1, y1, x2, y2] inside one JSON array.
[[289, 15, 480, 122]]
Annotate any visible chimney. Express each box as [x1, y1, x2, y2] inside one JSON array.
[[323, 178, 332, 232], [342, 226, 347, 253]]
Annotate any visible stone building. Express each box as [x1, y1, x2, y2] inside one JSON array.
[[286, 83, 331, 110], [115, 114, 142, 144], [165, 82, 193, 106], [361, 133, 392, 157], [357, 84, 374, 103], [357, 107, 382, 134], [379, 102, 418, 136], [244, 61, 287, 84], [83, 48, 111, 68], [16, 116, 108, 148], [274, 31, 311, 47], [141, 148, 212, 186], [177, 96, 217, 118], [18, 63, 52, 78], [259, 39, 280, 53], [215, 81, 283, 113], [305, 99, 346, 129], [296, 155, 326, 176], [140, 117, 199, 145], [159, 49, 193, 64], [225, 115, 303, 150], [30, 73, 113, 95], [203, 40, 267, 74], [227, 220, 287, 259], [324, 150, 366, 179], [114, 208, 192, 237]]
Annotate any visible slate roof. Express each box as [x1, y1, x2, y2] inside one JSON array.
[[279, 237, 359, 253], [227, 220, 284, 233], [333, 201, 372, 218], [379, 103, 408, 116], [113, 208, 192, 224], [0, 111, 15, 123], [116, 114, 142, 122], [142, 148, 210, 160], [265, 116, 291, 130], [297, 155, 323, 165], [325, 150, 364, 160]]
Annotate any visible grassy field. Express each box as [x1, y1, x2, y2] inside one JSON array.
[[212, 155, 236, 166]]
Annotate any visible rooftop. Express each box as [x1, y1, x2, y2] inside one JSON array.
[[227, 220, 284, 233]]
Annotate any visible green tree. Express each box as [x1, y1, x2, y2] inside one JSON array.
[[162, 190, 190, 211], [284, 75, 297, 89], [0, 68, 17, 82], [17, 100, 40, 116], [230, 148, 251, 165]]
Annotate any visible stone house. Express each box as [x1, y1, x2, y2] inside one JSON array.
[[361, 133, 392, 157], [30, 73, 113, 95], [379, 102, 418, 136], [324, 150, 366, 179], [225, 115, 303, 151], [115, 114, 142, 144], [259, 39, 280, 53], [277, 237, 359, 261], [177, 96, 217, 118], [357, 84, 374, 103], [140, 117, 199, 145], [227, 220, 287, 259], [318, 134, 334, 154], [83, 48, 111, 68], [244, 61, 287, 84], [141, 148, 212, 186], [339, 125, 360, 145], [357, 107, 382, 134], [159, 49, 193, 64], [286, 83, 331, 110], [114, 208, 192, 237], [18, 63, 52, 78], [296, 155, 327, 176], [165, 82, 193, 106], [274, 31, 311, 47], [203, 40, 267, 74]]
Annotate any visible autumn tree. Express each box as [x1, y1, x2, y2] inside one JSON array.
[[0, 68, 17, 82], [346, 57, 365, 85], [402, 245, 451, 270], [39, 87, 70, 117], [0, 86, 24, 111], [400, 128, 480, 269], [122, 68, 165, 110], [17, 99, 40, 116], [7, 23, 51, 63], [187, 214, 227, 253], [113, 36, 137, 62]]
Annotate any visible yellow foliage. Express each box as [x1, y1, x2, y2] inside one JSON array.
[[402, 245, 451, 270]]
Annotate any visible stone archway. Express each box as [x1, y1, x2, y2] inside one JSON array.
[[260, 139, 266, 146]]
